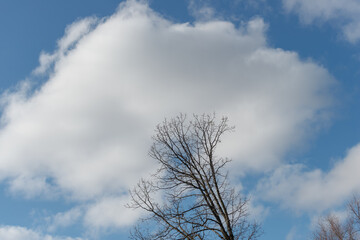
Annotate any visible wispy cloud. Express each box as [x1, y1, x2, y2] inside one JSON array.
[[0, 225, 83, 240], [187, 0, 216, 21], [257, 143, 360, 211], [46, 207, 83, 232], [283, 0, 360, 43], [33, 17, 98, 75]]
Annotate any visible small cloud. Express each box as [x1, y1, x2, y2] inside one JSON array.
[[47, 208, 83, 232], [257, 143, 360, 212], [282, 0, 360, 43], [187, 0, 216, 21], [84, 196, 143, 229], [0, 225, 83, 240]]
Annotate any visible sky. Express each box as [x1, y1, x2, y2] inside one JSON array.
[[0, 0, 359, 239]]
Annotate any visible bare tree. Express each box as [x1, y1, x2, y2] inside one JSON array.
[[313, 196, 360, 240], [348, 196, 360, 234], [128, 114, 261, 240]]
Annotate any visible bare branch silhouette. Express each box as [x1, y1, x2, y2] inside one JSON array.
[[128, 114, 262, 240]]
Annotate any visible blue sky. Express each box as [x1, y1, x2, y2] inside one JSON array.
[[0, 0, 359, 239]]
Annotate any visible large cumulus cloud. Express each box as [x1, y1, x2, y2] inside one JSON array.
[[0, 0, 334, 229]]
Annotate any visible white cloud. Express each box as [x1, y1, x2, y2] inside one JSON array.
[[0, 225, 82, 240], [246, 198, 269, 223], [84, 196, 142, 229], [188, 0, 216, 21], [257, 143, 360, 212], [47, 208, 83, 232], [286, 227, 297, 240], [33, 17, 98, 75], [0, 0, 334, 229], [283, 0, 360, 43]]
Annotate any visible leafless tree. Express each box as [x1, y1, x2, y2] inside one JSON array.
[[313, 196, 360, 240], [128, 114, 262, 240]]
